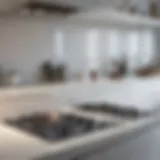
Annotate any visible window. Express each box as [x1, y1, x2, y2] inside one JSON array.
[[140, 30, 155, 66], [125, 30, 140, 71], [107, 29, 121, 60], [126, 30, 140, 55], [101, 29, 124, 73], [86, 29, 99, 70], [53, 31, 64, 63]]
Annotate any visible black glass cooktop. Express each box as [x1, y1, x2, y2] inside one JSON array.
[[78, 103, 139, 118], [5, 112, 111, 142]]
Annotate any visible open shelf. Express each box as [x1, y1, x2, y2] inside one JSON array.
[[66, 9, 160, 27]]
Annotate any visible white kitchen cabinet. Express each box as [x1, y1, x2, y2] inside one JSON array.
[[80, 124, 160, 160]]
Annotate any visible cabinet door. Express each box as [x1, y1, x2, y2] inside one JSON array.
[[85, 125, 160, 160], [40, 125, 160, 160]]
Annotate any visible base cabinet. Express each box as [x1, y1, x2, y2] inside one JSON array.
[[71, 125, 160, 160], [40, 125, 160, 160]]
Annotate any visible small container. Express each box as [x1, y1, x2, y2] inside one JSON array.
[[149, 2, 159, 18], [90, 70, 98, 81]]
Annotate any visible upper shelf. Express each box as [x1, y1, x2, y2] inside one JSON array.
[[1, 8, 160, 28], [65, 9, 160, 28]]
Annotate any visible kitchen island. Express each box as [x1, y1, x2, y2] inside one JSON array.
[[1, 77, 160, 160]]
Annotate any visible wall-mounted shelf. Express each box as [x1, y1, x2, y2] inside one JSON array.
[[1, 8, 160, 28], [66, 9, 160, 28]]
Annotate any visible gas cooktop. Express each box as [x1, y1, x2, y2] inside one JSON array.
[[77, 103, 141, 118], [5, 111, 113, 142]]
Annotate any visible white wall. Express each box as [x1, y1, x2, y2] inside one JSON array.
[[0, 17, 54, 84], [0, 17, 157, 84]]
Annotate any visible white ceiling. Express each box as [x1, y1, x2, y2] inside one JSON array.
[[0, 0, 27, 11]]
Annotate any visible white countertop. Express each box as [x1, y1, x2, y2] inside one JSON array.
[[1, 77, 160, 113], [1, 77, 160, 160]]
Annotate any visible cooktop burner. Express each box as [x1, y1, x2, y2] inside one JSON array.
[[5, 112, 112, 142], [78, 103, 140, 118]]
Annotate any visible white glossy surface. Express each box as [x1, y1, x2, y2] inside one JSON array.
[[0, 108, 159, 160], [0, 77, 160, 113], [67, 9, 160, 27], [0, 77, 160, 159]]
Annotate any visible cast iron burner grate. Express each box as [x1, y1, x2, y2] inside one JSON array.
[[5, 112, 111, 142], [78, 103, 140, 118]]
